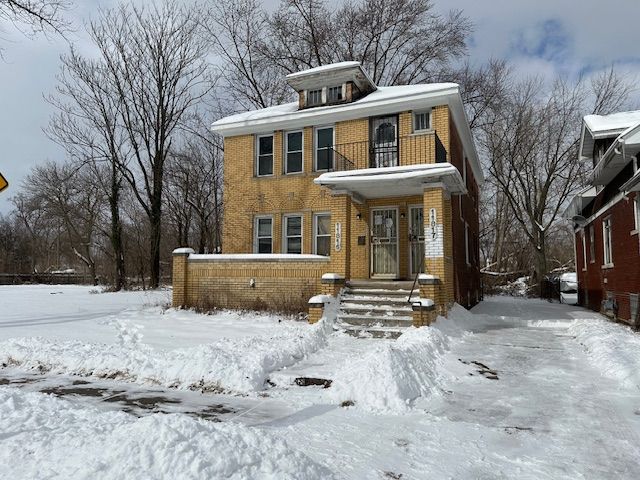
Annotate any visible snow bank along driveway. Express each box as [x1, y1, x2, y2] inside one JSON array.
[[1, 286, 640, 479]]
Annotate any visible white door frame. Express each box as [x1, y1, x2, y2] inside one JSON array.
[[370, 206, 400, 279]]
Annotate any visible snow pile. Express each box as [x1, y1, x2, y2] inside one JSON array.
[[569, 318, 640, 390], [0, 387, 333, 479], [0, 313, 335, 394], [329, 325, 451, 412]]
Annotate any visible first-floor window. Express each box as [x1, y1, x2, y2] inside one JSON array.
[[634, 195, 640, 231], [284, 215, 302, 254], [589, 225, 595, 263], [314, 214, 331, 256], [255, 216, 273, 253], [603, 217, 613, 265]]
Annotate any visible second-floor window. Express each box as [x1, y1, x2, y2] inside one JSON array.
[[327, 85, 343, 103], [285, 131, 303, 173], [256, 135, 273, 176], [602, 217, 613, 266], [315, 126, 334, 171], [413, 110, 431, 132], [307, 89, 322, 106]]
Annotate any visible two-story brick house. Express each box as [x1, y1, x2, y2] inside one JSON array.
[[566, 110, 640, 326], [172, 62, 482, 326]]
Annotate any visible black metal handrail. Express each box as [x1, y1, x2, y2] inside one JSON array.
[[408, 270, 420, 304], [322, 133, 443, 172]]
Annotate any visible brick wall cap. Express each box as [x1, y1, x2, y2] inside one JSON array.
[[418, 274, 440, 285], [321, 273, 345, 284], [173, 247, 195, 255], [412, 298, 435, 311], [309, 294, 333, 305], [188, 254, 330, 263]]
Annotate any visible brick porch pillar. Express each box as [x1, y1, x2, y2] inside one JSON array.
[[172, 247, 194, 307], [329, 193, 351, 279], [423, 184, 454, 316], [321, 273, 345, 297]]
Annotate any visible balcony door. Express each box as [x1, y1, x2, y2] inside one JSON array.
[[370, 115, 398, 168], [371, 207, 399, 278]]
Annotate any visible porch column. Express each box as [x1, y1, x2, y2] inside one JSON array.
[[423, 184, 454, 315], [329, 192, 351, 279], [172, 247, 194, 308]]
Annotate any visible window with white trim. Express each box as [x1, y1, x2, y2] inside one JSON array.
[[285, 131, 303, 174], [314, 213, 331, 256], [327, 85, 343, 103], [283, 215, 303, 254], [315, 126, 334, 171], [581, 230, 587, 271], [603, 217, 613, 266], [307, 89, 322, 106], [589, 225, 595, 263], [254, 216, 273, 253], [256, 135, 273, 176], [634, 195, 640, 231], [413, 110, 431, 132]]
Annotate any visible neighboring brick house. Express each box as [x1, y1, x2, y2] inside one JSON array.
[[566, 111, 640, 326], [173, 62, 483, 325]]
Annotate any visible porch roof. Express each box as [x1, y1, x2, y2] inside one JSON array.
[[313, 163, 467, 200]]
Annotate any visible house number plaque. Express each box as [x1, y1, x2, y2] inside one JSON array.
[[335, 222, 342, 252]]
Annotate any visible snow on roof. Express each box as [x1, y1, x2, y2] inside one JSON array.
[[584, 110, 640, 136], [285, 61, 362, 80], [211, 84, 458, 129]]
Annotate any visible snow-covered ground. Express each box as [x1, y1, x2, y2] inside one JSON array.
[[1, 285, 640, 478]]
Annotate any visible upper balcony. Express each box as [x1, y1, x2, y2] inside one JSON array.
[[324, 132, 447, 172]]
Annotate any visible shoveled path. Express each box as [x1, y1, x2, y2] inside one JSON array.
[[273, 297, 640, 479]]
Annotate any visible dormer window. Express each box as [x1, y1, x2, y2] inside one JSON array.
[[307, 89, 322, 106], [327, 85, 343, 103]]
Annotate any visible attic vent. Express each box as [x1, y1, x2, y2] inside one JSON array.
[[307, 89, 322, 106]]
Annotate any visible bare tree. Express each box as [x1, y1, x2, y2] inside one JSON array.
[[0, 0, 71, 37], [209, 0, 471, 109], [483, 70, 634, 292], [87, 1, 214, 288], [47, 47, 129, 290]]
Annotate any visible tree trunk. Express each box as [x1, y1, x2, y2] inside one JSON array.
[[149, 186, 163, 289], [534, 233, 548, 298], [110, 164, 126, 291]]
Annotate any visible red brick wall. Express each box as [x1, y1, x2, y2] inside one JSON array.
[[449, 118, 481, 308], [575, 191, 640, 323]]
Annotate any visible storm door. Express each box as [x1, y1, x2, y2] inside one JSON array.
[[409, 206, 425, 275], [371, 208, 399, 278], [370, 116, 398, 168]]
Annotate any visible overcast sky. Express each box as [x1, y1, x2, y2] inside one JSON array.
[[1, 0, 640, 214]]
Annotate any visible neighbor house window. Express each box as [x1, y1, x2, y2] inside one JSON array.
[[285, 131, 303, 174], [283, 215, 303, 254], [603, 217, 613, 266], [256, 134, 273, 176], [413, 110, 431, 132], [327, 85, 343, 103], [589, 225, 595, 263], [314, 213, 331, 256], [315, 126, 334, 171], [581, 230, 587, 271], [307, 89, 322, 106], [464, 222, 470, 265], [634, 195, 640, 232], [254, 216, 273, 253]]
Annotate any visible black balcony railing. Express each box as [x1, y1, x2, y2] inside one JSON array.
[[322, 132, 444, 172]]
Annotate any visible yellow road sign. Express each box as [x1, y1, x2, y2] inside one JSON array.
[[0, 172, 7, 193]]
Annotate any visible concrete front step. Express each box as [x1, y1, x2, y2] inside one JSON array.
[[340, 295, 417, 305], [336, 325, 406, 339], [337, 314, 413, 327], [343, 288, 412, 297], [346, 280, 416, 290], [340, 304, 413, 315]]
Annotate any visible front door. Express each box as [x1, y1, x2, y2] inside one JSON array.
[[371, 208, 399, 278], [409, 206, 425, 275], [370, 115, 398, 168]]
